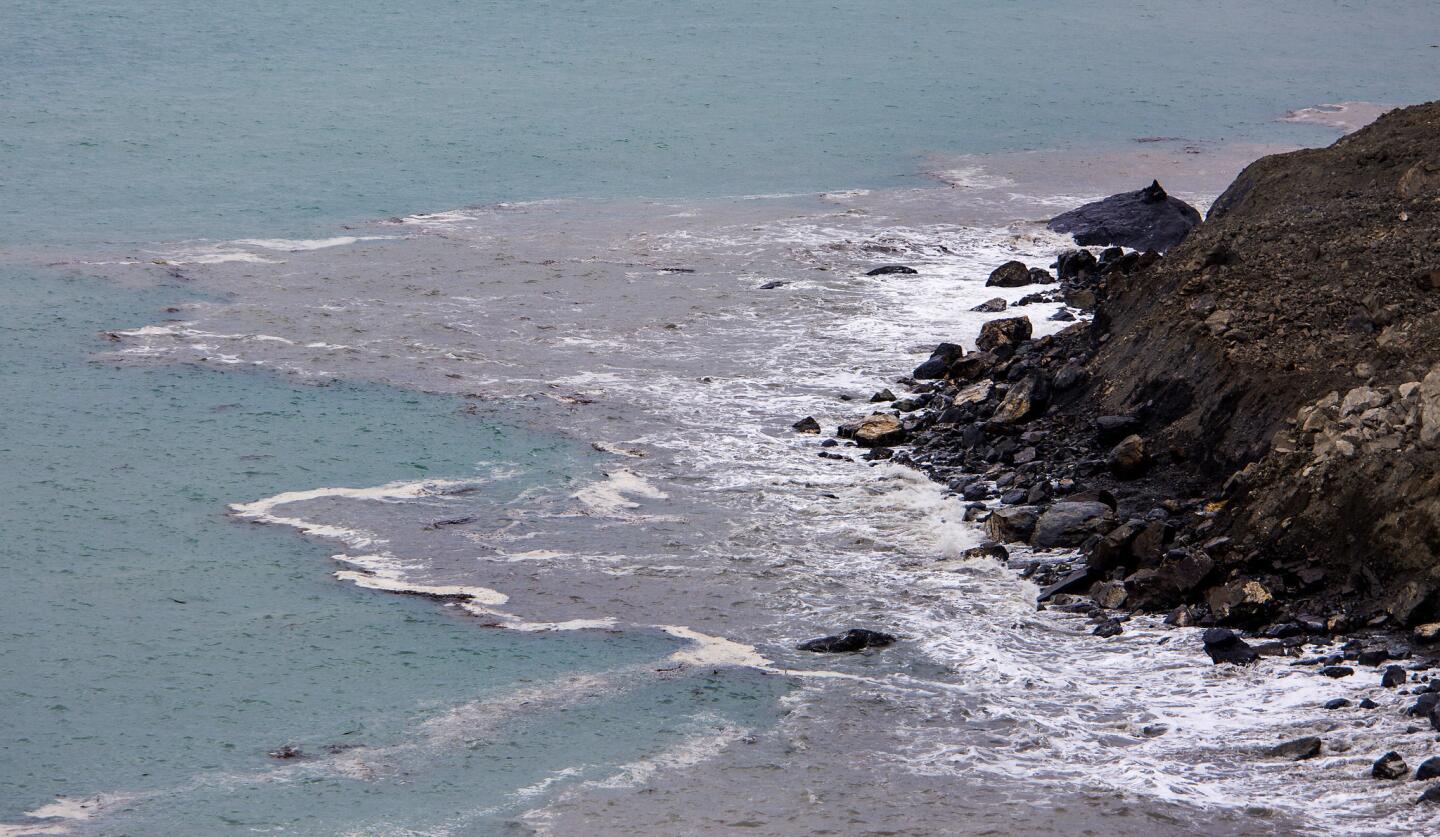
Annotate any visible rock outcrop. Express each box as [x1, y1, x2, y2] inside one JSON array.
[[1047, 180, 1202, 252]]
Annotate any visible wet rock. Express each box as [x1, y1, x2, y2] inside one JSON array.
[[913, 343, 965, 380], [268, 746, 304, 760], [1049, 309, 1076, 321], [1357, 648, 1392, 667], [975, 317, 1033, 353], [1324, 698, 1351, 709], [1321, 666, 1356, 678], [985, 506, 1041, 544], [972, 297, 1008, 313], [1107, 434, 1148, 479], [1056, 249, 1098, 281], [793, 416, 821, 434], [1374, 751, 1409, 780], [961, 543, 1009, 562], [1033, 501, 1116, 549], [870, 388, 897, 403], [1202, 627, 1260, 665], [1046, 180, 1203, 252], [986, 260, 1034, 288], [865, 265, 917, 276], [1037, 567, 1095, 602], [796, 628, 897, 653], [1093, 617, 1124, 637], [1206, 579, 1276, 626], [1419, 785, 1440, 804], [1267, 736, 1322, 761], [1417, 756, 1440, 781], [1413, 623, 1440, 644], [759, 280, 787, 289], [1360, 697, 1380, 709], [1165, 604, 1200, 627], [852, 414, 906, 447], [1384, 665, 1408, 688]]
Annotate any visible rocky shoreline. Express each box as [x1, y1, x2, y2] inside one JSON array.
[[802, 101, 1440, 801]]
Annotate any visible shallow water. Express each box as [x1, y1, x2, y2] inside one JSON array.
[[4, 1, 1440, 834]]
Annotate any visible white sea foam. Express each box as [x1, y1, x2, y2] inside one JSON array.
[[571, 469, 668, 516], [1282, 101, 1396, 134], [232, 235, 398, 251]]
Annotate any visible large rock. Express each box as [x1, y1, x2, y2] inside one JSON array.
[[985, 261, 1033, 288], [1207, 579, 1276, 626], [852, 414, 905, 447], [985, 506, 1041, 543], [1373, 751, 1408, 780], [797, 628, 896, 652], [1107, 434, 1148, 479], [1267, 736, 1322, 760], [1047, 180, 1202, 252], [1032, 501, 1115, 549], [913, 342, 965, 379], [865, 264, 918, 276], [1202, 627, 1259, 665], [991, 375, 1050, 424], [975, 317, 1032, 353]]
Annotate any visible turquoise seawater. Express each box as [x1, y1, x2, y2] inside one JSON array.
[[3, 0, 1437, 247], [2, 1, 1438, 833]]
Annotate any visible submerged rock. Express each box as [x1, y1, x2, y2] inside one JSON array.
[[793, 416, 821, 434], [1202, 627, 1260, 665], [1267, 736, 1322, 761], [1373, 751, 1408, 780], [865, 264, 917, 276], [1092, 617, 1124, 637], [796, 628, 897, 653], [1046, 180, 1202, 252]]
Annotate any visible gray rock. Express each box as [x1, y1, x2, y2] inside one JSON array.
[[986, 261, 1033, 288], [1032, 501, 1116, 549], [1267, 736, 1322, 761], [985, 506, 1041, 544], [1373, 751, 1408, 780]]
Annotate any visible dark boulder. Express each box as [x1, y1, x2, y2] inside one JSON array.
[[797, 628, 897, 653], [866, 265, 917, 276], [913, 343, 964, 379], [1267, 736, 1322, 761], [1383, 665, 1408, 688], [991, 375, 1051, 424], [1323, 698, 1351, 709], [1094, 415, 1140, 444], [1056, 249, 1098, 281], [1032, 501, 1116, 549], [1093, 617, 1124, 637], [1417, 756, 1440, 781], [1373, 751, 1408, 780], [870, 388, 896, 402], [793, 416, 821, 434], [268, 745, 304, 760], [1420, 785, 1440, 804], [986, 261, 1033, 288], [759, 280, 787, 289], [1202, 627, 1260, 665], [1046, 180, 1203, 252], [1320, 666, 1355, 678], [972, 297, 1008, 313], [976, 317, 1033, 353]]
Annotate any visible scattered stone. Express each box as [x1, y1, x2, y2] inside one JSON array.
[[1202, 627, 1260, 666], [1414, 623, 1440, 644], [1321, 665, 1356, 678], [972, 297, 1008, 313], [793, 416, 821, 434], [1324, 698, 1351, 709], [796, 628, 897, 653], [1207, 579, 1276, 626], [1374, 751, 1409, 779], [1091, 580, 1128, 609], [1419, 785, 1440, 804], [870, 388, 897, 403], [865, 265, 917, 276], [1358, 648, 1392, 667], [991, 375, 1050, 424], [1049, 308, 1076, 321], [1384, 665, 1409, 688], [1417, 756, 1440, 781], [1093, 618, 1124, 637], [961, 543, 1009, 562], [268, 746, 304, 760], [986, 261, 1033, 288], [759, 280, 787, 289], [1360, 698, 1380, 709], [1267, 736, 1322, 761]]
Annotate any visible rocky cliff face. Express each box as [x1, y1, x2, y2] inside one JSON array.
[[1072, 101, 1440, 626]]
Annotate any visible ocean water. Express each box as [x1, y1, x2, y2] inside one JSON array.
[[3, 2, 1439, 835]]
